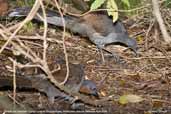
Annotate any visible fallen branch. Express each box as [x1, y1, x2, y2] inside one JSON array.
[[152, 0, 171, 43]]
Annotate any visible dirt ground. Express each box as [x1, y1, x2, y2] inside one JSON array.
[[1, 6, 171, 114]]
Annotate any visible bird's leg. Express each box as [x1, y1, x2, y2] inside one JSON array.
[[101, 49, 105, 63], [102, 47, 121, 62], [97, 45, 122, 63], [99, 48, 105, 63], [95, 45, 121, 63], [90, 33, 124, 63]]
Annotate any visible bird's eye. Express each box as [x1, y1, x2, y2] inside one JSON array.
[[92, 87, 97, 91]]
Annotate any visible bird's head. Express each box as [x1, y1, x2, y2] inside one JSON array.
[[125, 37, 138, 56], [79, 80, 99, 97]]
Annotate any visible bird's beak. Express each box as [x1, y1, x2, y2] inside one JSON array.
[[132, 49, 138, 57], [92, 91, 99, 98], [129, 47, 138, 57]]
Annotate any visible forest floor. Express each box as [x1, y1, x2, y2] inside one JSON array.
[[1, 8, 171, 114]]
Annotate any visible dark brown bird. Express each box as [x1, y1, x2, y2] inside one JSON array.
[[0, 58, 98, 103], [0, 0, 8, 16], [49, 58, 98, 97], [8, 7, 138, 59]]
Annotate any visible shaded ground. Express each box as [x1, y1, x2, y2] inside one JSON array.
[[1, 8, 171, 114]]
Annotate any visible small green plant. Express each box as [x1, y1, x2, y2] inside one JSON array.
[[90, 0, 119, 22], [90, 0, 142, 20], [164, 0, 171, 8], [21, 21, 35, 34], [115, 0, 142, 15], [90, 0, 133, 22]]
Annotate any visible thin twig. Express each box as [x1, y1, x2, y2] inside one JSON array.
[[39, 0, 48, 61], [0, 0, 41, 54], [12, 59, 16, 109], [53, 0, 70, 85]]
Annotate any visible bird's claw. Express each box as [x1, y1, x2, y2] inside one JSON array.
[[109, 53, 126, 64]]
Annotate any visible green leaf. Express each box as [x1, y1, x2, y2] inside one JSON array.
[[164, 0, 171, 8], [106, 0, 118, 22], [121, 0, 130, 8], [90, 0, 106, 10], [119, 94, 144, 105]]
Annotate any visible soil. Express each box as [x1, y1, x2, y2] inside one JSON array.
[[1, 7, 171, 114]]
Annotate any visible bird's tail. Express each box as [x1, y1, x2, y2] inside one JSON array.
[[8, 7, 76, 27]]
